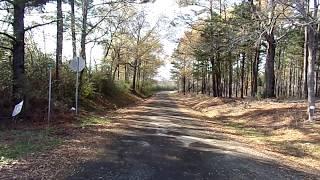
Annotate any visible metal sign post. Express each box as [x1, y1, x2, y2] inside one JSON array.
[[47, 63, 52, 125], [69, 57, 85, 116], [75, 57, 79, 115]]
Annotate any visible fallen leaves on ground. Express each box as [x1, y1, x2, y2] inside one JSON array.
[[174, 93, 320, 174]]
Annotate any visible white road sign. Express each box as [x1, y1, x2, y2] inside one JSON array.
[[68, 57, 85, 116], [69, 57, 85, 72]]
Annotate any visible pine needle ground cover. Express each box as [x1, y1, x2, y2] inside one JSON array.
[[175, 93, 320, 174], [0, 92, 142, 178]]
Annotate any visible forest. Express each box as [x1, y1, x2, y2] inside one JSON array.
[[1, 0, 320, 179], [0, 0, 166, 120], [172, 0, 320, 121]]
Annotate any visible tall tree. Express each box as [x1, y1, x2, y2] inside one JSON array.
[[0, 0, 51, 104], [302, 0, 309, 99], [56, 0, 63, 81], [12, 0, 26, 103], [70, 0, 76, 58], [305, 0, 318, 121], [130, 12, 158, 92], [80, 0, 88, 63]]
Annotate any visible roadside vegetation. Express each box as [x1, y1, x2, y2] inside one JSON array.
[[0, 0, 172, 174], [0, 129, 61, 164], [175, 93, 320, 172], [172, 0, 320, 122]]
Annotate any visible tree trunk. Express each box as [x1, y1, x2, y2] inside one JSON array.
[[183, 75, 186, 95], [211, 58, 217, 97], [112, 64, 118, 81], [217, 57, 222, 96], [201, 65, 205, 94], [299, 62, 303, 98], [293, 64, 296, 96], [276, 45, 282, 97], [192, 76, 195, 93], [241, 52, 245, 98], [12, 1, 26, 103], [245, 55, 250, 96], [283, 64, 286, 97], [207, 66, 210, 95], [228, 52, 232, 98], [251, 43, 260, 97], [303, 25, 309, 99], [289, 63, 292, 97], [195, 77, 197, 93], [235, 56, 238, 97], [137, 65, 141, 90], [70, 0, 76, 58], [307, 25, 318, 121], [132, 58, 138, 91], [79, 0, 88, 88], [118, 64, 120, 80], [56, 0, 63, 81], [265, 33, 276, 98], [125, 64, 129, 83], [316, 71, 319, 97]]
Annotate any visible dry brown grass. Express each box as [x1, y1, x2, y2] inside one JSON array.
[[0, 114, 120, 179], [174, 93, 320, 173], [0, 93, 143, 179]]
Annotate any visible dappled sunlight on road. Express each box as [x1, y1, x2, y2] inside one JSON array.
[[69, 92, 319, 180]]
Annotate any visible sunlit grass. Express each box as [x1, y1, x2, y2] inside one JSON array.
[[0, 130, 61, 164], [79, 115, 111, 127]]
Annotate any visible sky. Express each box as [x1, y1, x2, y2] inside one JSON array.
[[142, 0, 205, 80]]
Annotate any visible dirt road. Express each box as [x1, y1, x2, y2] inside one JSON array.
[[68, 92, 317, 180]]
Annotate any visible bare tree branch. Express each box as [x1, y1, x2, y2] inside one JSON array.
[[86, 4, 123, 35], [0, 44, 12, 51], [0, 31, 15, 41], [0, 19, 12, 24], [88, 0, 129, 9], [24, 20, 56, 31], [120, 62, 134, 67]]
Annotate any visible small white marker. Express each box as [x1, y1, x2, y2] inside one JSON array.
[[12, 101, 24, 117]]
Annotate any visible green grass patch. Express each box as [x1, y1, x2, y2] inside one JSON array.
[[79, 115, 110, 127], [266, 140, 320, 158], [0, 129, 61, 164], [224, 121, 266, 138]]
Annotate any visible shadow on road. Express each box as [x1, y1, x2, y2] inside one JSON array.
[[68, 93, 318, 180]]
